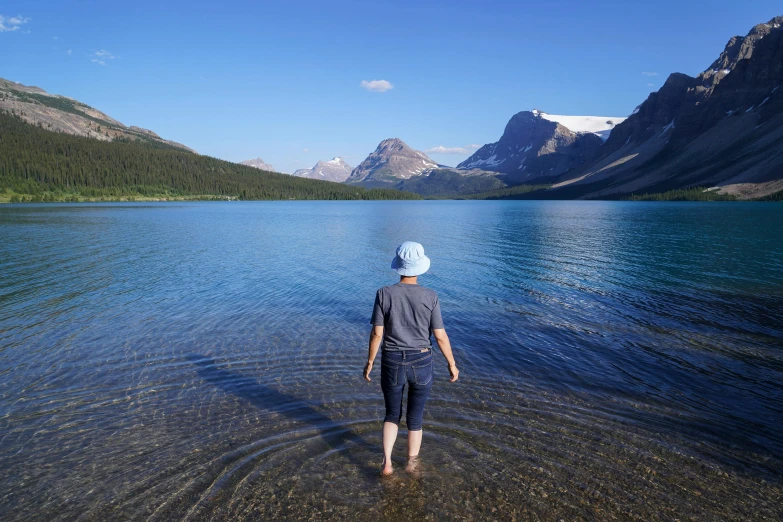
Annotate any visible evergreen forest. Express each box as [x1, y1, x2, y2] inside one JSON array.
[[0, 111, 420, 202]]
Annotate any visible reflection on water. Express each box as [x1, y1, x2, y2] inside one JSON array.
[[1, 201, 782, 520]]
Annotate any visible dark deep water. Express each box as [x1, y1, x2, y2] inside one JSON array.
[[0, 201, 781, 521]]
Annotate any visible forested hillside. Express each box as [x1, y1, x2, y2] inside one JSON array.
[[0, 112, 420, 201], [395, 169, 506, 197]]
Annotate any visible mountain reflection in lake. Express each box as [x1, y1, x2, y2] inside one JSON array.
[[1, 201, 781, 521]]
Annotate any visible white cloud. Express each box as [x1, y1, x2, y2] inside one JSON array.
[[91, 49, 116, 66], [641, 71, 658, 77], [67, 49, 72, 55], [647, 83, 655, 87], [0, 14, 30, 32], [303, 148, 309, 153], [360, 79, 394, 92], [424, 144, 481, 155]]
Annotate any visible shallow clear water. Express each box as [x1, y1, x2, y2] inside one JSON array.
[[1, 201, 782, 521]]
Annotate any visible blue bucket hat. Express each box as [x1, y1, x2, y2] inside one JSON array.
[[391, 241, 431, 276]]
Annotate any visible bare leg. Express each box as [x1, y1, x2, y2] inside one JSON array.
[[406, 429, 423, 472], [407, 429, 423, 457], [382, 421, 398, 475]]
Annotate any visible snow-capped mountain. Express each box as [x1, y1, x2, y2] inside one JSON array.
[[292, 157, 353, 182], [347, 138, 439, 183], [457, 111, 612, 183], [239, 158, 276, 172]]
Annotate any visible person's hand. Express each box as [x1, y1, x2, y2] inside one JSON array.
[[448, 363, 459, 382], [364, 361, 374, 382]]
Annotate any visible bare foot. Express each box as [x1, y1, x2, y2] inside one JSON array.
[[405, 455, 422, 474], [381, 457, 393, 476]]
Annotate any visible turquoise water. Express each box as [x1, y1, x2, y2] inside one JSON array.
[[1, 201, 781, 520]]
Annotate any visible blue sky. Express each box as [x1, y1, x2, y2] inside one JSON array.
[[2, 1, 781, 172]]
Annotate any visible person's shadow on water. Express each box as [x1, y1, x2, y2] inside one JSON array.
[[185, 354, 378, 479]]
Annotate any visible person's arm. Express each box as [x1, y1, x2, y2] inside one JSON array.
[[430, 294, 458, 382], [364, 325, 384, 382], [365, 289, 385, 382], [432, 328, 459, 382]]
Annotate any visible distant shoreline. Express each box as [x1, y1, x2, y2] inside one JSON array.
[[2, 195, 780, 204]]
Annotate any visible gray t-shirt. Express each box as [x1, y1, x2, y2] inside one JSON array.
[[370, 283, 444, 351]]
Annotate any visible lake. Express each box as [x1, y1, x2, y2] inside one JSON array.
[[1, 201, 782, 521]]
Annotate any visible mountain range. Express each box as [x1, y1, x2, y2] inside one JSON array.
[[341, 15, 783, 199], [2, 14, 782, 201]]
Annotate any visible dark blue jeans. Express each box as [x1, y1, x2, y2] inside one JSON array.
[[381, 349, 433, 431]]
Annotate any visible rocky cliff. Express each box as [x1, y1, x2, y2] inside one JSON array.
[[553, 16, 783, 199], [0, 78, 195, 153]]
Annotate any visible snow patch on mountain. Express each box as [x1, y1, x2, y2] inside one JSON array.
[[538, 113, 627, 141]]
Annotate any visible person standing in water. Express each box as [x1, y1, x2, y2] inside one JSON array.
[[364, 241, 459, 476]]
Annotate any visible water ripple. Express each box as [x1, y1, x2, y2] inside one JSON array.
[[0, 201, 782, 520]]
